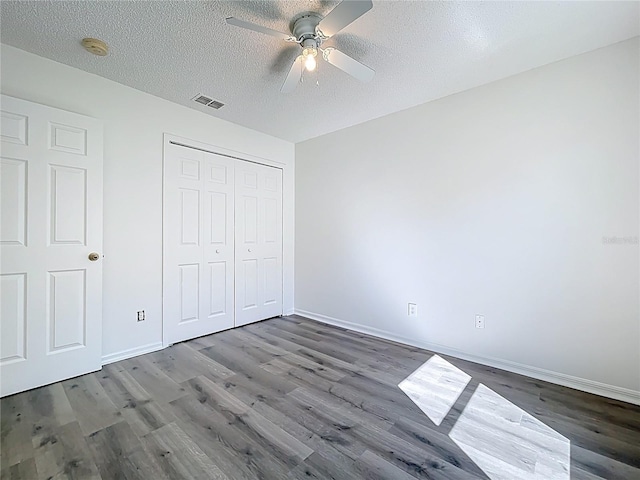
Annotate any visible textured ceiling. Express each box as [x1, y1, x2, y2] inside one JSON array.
[[1, 1, 638, 143]]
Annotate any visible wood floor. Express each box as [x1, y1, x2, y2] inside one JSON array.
[[1, 315, 639, 479]]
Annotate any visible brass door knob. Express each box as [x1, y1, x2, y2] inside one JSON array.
[[88, 252, 100, 261]]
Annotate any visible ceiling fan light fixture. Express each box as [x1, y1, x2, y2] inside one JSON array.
[[304, 56, 316, 72], [304, 53, 317, 72], [302, 46, 317, 58], [302, 45, 318, 72]]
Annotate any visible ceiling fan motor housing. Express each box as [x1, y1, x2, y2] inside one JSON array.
[[292, 13, 323, 45]]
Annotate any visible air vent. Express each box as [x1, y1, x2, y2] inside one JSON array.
[[192, 94, 225, 109], [194, 95, 212, 105]]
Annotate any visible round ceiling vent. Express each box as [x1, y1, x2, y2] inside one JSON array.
[[81, 38, 108, 56]]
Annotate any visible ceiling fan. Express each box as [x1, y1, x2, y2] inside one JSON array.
[[226, 0, 375, 93]]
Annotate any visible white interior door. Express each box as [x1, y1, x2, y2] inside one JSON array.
[[163, 143, 235, 344], [0, 95, 103, 397], [235, 161, 283, 327]]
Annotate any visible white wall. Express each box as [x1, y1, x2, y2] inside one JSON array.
[[1, 44, 295, 360], [295, 38, 640, 402]]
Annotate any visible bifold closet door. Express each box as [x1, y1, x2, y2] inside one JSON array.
[[163, 144, 235, 344], [235, 162, 283, 327]]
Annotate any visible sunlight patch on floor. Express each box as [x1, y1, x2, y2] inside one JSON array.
[[449, 384, 570, 480], [399, 356, 570, 480], [398, 354, 471, 426]]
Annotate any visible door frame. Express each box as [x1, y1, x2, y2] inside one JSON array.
[[161, 133, 286, 347]]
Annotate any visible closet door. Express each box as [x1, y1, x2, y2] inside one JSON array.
[[163, 144, 234, 344], [235, 162, 283, 326]]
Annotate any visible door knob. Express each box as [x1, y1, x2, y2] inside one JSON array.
[[248, 248, 252, 253], [88, 252, 100, 261], [216, 249, 220, 254]]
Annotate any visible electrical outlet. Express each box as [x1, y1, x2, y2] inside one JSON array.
[[475, 314, 485, 329], [408, 303, 418, 317], [137, 310, 145, 322]]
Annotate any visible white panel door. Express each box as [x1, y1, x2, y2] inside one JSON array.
[[164, 144, 235, 344], [235, 162, 283, 326], [0, 95, 103, 397]]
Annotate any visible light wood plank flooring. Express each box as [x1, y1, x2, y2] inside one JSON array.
[[1, 315, 639, 479]]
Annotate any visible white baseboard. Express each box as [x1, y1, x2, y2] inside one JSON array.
[[294, 309, 640, 406], [283, 308, 295, 316], [101, 341, 165, 366]]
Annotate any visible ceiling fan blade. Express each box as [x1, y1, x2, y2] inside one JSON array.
[[226, 17, 296, 42], [281, 56, 302, 93], [316, 0, 373, 38], [322, 48, 374, 83]]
